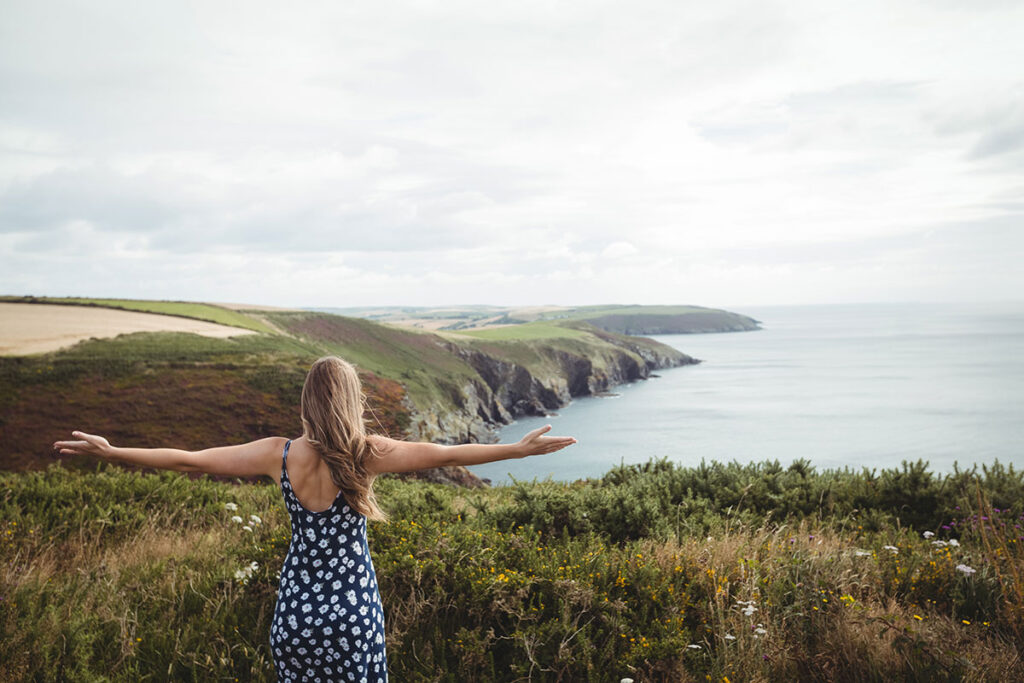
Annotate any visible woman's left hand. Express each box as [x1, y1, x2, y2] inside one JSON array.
[[516, 425, 577, 457], [53, 431, 113, 459]]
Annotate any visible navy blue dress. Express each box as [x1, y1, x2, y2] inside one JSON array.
[[270, 440, 388, 682]]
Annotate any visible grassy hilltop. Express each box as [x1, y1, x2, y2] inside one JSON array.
[[2, 459, 1022, 681]]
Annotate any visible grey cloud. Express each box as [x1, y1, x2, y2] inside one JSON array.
[[0, 165, 185, 233], [783, 81, 925, 112], [969, 119, 1024, 159], [700, 212, 1024, 267], [1, 151, 549, 255], [693, 80, 927, 151]]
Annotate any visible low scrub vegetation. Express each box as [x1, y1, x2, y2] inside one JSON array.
[[2, 458, 1022, 681]]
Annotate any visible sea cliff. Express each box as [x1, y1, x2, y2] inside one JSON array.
[[264, 311, 696, 446]]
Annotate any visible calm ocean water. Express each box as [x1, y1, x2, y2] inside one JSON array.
[[468, 302, 1024, 484]]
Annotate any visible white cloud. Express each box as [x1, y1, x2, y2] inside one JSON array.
[[1, 0, 1022, 306], [602, 242, 638, 259]]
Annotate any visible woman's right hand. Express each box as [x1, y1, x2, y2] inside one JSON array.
[[53, 431, 113, 459], [516, 425, 577, 457]]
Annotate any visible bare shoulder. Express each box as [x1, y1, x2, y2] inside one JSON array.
[[241, 435, 291, 483], [367, 433, 400, 453], [365, 433, 413, 475], [256, 435, 291, 482], [253, 435, 290, 457]]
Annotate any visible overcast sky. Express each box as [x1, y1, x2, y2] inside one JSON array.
[[1, 0, 1022, 308]]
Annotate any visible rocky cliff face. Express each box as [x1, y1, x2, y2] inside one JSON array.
[[404, 336, 697, 446]]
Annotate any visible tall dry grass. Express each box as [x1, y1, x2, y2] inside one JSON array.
[[2, 460, 1023, 681]]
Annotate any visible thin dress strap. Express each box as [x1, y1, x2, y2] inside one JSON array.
[[281, 439, 292, 483]]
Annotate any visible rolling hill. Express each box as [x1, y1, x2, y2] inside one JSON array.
[[0, 297, 695, 484]]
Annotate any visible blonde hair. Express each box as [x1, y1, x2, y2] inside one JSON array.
[[300, 356, 387, 521]]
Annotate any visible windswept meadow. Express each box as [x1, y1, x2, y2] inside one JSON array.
[[2, 457, 1023, 681]]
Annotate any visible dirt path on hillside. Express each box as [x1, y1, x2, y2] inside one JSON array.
[[0, 303, 255, 356]]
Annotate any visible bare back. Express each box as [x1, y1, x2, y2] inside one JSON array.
[[278, 436, 344, 514]]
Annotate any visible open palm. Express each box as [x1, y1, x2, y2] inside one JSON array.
[[517, 425, 577, 457]]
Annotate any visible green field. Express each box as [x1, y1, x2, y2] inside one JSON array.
[[2, 458, 1021, 681], [0, 295, 275, 333], [451, 321, 590, 340]]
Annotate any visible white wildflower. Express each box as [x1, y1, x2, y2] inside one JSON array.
[[249, 515, 262, 525], [949, 539, 960, 547], [931, 540, 948, 548], [242, 525, 253, 532], [620, 679, 634, 683], [923, 531, 935, 538], [724, 634, 736, 641], [231, 515, 243, 524], [955, 564, 977, 575], [754, 626, 767, 636], [233, 560, 259, 583], [854, 550, 872, 557], [224, 502, 238, 511], [734, 599, 758, 616], [883, 545, 898, 554], [687, 644, 702, 650]]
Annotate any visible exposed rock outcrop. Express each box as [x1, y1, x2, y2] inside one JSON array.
[[405, 334, 698, 447]]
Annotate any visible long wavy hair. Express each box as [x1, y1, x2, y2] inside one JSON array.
[[300, 356, 387, 521]]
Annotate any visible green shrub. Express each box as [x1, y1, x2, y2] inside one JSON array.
[[2, 460, 1022, 681]]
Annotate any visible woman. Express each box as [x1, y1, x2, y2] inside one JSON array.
[[54, 355, 577, 682]]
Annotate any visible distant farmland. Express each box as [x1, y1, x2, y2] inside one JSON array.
[[0, 302, 256, 355]]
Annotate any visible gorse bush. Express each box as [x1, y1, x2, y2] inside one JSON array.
[[484, 458, 1024, 543], [2, 459, 1022, 681]]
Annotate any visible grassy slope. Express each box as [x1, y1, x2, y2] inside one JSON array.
[[453, 321, 590, 341], [0, 330, 411, 472], [266, 312, 684, 413], [556, 305, 761, 334], [0, 295, 275, 333], [264, 312, 483, 410], [1, 310, 683, 471], [2, 460, 1022, 681]]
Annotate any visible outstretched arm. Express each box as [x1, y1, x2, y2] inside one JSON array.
[[53, 431, 284, 479], [365, 425, 576, 475]]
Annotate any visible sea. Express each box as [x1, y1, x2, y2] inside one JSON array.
[[467, 302, 1024, 485]]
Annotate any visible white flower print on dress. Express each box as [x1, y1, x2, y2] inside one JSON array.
[[270, 440, 386, 682]]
